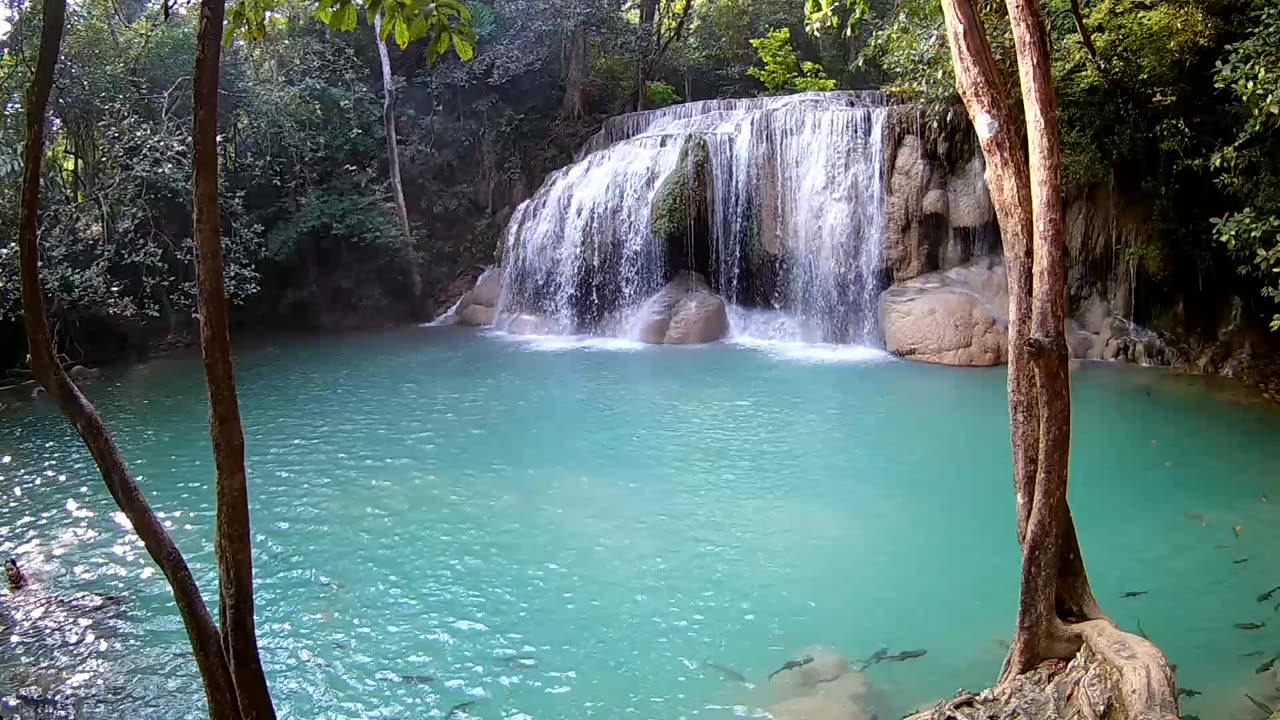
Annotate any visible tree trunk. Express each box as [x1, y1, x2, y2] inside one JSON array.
[[561, 24, 589, 119], [192, 0, 277, 717], [940, 0, 1176, 715], [372, 13, 424, 314], [18, 1, 242, 718], [635, 0, 658, 110]]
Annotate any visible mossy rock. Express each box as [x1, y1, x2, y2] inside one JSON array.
[[651, 134, 713, 279]]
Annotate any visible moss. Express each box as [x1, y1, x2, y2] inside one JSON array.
[[650, 134, 713, 277]]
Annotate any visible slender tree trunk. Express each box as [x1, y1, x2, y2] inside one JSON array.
[[372, 13, 424, 314], [18, 1, 241, 718], [192, 0, 276, 717], [1002, 0, 1078, 676], [561, 24, 589, 119], [941, 1, 1177, 714], [635, 0, 658, 110]]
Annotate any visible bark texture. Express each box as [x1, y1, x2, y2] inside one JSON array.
[[940, 0, 1177, 716], [19, 0, 241, 718], [192, 0, 276, 716], [373, 13, 424, 312], [561, 24, 590, 119]]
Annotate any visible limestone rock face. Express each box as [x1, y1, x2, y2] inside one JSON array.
[[633, 273, 729, 345], [878, 259, 1009, 367], [946, 153, 995, 229]]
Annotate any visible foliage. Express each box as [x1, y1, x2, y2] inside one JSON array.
[[747, 28, 836, 94], [1211, 3, 1280, 327], [645, 80, 681, 108]]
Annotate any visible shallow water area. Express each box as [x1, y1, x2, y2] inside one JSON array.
[[2, 327, 1280, 719]]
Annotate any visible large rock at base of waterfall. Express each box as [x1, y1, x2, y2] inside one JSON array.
[[650, 135, 713, 280], [767, 696, 869, 720], [878, 259, 1009, 367], [634, 273, 729, 345], [468, 267, 503, 307], [458, 303, 496, 327]]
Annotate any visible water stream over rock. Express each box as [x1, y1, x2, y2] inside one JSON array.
[[495, 92, 891, 346]]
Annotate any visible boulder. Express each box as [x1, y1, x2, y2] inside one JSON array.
[[767, 696, 868, 720], [458, 304, 496, 327], [468, 267, 503, 308], [879, 259, 1009, 367], [633, 273, 729, 345]]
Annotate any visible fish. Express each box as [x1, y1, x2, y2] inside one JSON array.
[[1262, 494, 1270, 503], [703, 661, 748, 684], [1257, 656, 1278, 674], [885, 649, 927, 662], [1257, 586, 1280, 603], [1241, 651, 1266, 657], [1236, 622, 1266, 630], [1234, 525, 1245, 539], [1275, 601, 1280, 613], [446, 700, 476, 718], [1245, 694, 1274, 715], [1181, 715, 1201, 720], [768, 655, 815, 680], [1120, 591, 1148, 598], [1177, 688, 1202, 698], [1235, 558, 1250, 565], [1185, 511, 1208, 525], [1137, 619, 1149, 640], [857, 647, 889, 671], [1216, 545, 1231, 549], [399, 674, 436, 685]]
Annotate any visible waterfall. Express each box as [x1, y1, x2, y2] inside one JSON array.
[[495, 91, 890, 345]]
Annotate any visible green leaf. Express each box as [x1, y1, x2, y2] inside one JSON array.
[[390, 17, 405, 47], [453, 32, 474, 61]]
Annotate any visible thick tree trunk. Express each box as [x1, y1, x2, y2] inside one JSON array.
[[373, 13, 424, 313], [18, 1, 241, 718], [192, 0, 276, 717], [940, 0, 1176, 715]]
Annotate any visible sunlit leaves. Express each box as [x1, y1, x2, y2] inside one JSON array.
[[229, 0, 477, 63], [747, 28, 836, 94], [803, 0, 868, 38]]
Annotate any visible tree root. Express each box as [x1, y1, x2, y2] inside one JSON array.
[[912, 622, 1177, 720]]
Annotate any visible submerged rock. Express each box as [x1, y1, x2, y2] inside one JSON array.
[[878, 259, 1009, 367], [768, 695, 869, 720], [633, 273, 729, 345]]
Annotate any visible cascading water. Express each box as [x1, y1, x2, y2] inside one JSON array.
[[495, 91, 891, 346]]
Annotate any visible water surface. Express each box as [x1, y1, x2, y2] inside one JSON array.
[[2, 327, 1279, 719]]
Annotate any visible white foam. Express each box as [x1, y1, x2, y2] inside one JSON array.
[[730, 336, 890, 364], [488, 331, 648, 353]]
